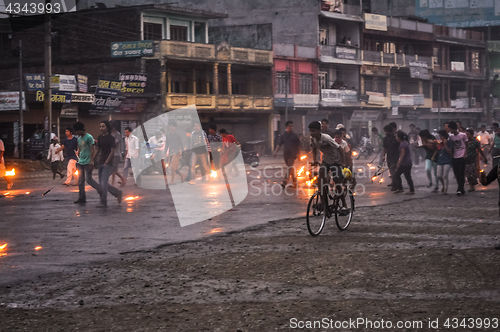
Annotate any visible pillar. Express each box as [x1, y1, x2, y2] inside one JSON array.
[[160, 59, 167, 111], [213, 62, 219, 95], [227, 63, 232, 95]]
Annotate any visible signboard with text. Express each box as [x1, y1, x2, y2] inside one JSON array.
[[365, 13, 387, 31], [119, 73, 147, 94], [111, 40, 155, 58], [0, 91, 25, 111]]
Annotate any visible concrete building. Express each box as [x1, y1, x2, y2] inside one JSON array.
[[0, 4, 274, 156], [360, 14, 486, 134]]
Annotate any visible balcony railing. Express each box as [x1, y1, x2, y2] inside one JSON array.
[[384, 17, 484, 41], [166, 93, 273, 111], [160, 41, 274, 65], [361, 51, 434, 68]]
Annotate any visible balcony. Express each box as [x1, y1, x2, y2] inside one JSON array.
[[320, 1, 361, 16], [362, 50, 433, 68], [159, 40, 274, 65], [434, 25, 484, 42], [166, 93, 273, 112], [361, 92, 432, 108]]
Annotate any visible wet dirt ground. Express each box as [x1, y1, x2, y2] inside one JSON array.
[[1, 188, 500, 331]]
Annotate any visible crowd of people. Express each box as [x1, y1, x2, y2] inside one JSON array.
[[379, 121, 500, 196]]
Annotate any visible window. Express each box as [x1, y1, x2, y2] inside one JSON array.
[[432, 84, 440, 102], [299, 74, 313, 94], [364, 76, 373, 92], [319, 28, 328, 45], [472, 52, 480, 70], [144, 22, 163, 40], [319, 71, 328, 89], [170, 25, 188, 41], [194, 22, 206, 43], [374, 77, 386, 95], [433, 47, 441, 66], [276, 72, 290, 94], [423, 81, 431, 98]]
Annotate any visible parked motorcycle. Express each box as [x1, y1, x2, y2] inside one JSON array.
[[241, 150, 259, 167]]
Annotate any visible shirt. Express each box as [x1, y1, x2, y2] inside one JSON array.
[[48, 143, 64, 162], [465, 139, 480, 164], [125, 134, 139, 159], [477, 131, 490, 145], [77, 133, 94, 165], [437, 140, 453, 165], [311, 133, 342, 165], [0, 139, 4, 163], [383, 134, 400, 164], [278, 131, 301, 159], [399, 141, 412, 166], [207, 132, 222, 154], [97, 134, 116, 167], [449, 132, 468, 159], [62, 136, 78, 161], [165, 132, 184, 155], [190, 130, 208, 155]]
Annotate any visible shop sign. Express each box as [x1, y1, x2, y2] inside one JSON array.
[[111, 40, 155, 58], [0, 91, 25, 111], [35, 91, 71, 103], [119, 73, 147, 94]]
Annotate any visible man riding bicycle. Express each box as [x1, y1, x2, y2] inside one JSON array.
[[308, 121, 348, 217]]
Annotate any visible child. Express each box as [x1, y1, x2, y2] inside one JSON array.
[[48, 137, 64, 179]]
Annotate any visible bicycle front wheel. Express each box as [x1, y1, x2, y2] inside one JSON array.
[[335, 188, 354, 230], [306, 191, 327, 236]]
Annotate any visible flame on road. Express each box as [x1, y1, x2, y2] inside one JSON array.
[[0, 244, 7, 250], [5, 168, 15, 176], [210, 170, 217, 178], [297, 166, 306, 176], [300, 155, 307, 161], [125, 196, 139, 201], [352, 151, 358, 156], [35, 246, 42, 251], [75, 170, 79, 176]]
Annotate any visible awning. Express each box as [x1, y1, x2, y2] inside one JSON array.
[[319, 11, 364, 23], [320, 56, 363, 66]]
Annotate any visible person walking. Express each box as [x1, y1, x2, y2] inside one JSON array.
[[207, 124, 222, 173], [93, 121, 123, 207], [448, 121, 468, 196], [110, 122, 126, 187], [219, 129, 240, 176], [274, 120, 301, 188], [164, 120, 185, 184], [0, 136, 13, 190], [47, 137, 64, 179], [382, 124, 400, 191], [188, 122, 210, 184], [490, 126, 500, 168], [122, 126, 139, 186], [393, 131, 414, 194], [321, 119, 336, 138], [477, 125, 490, 164], [418, 129, 438, 192], [57, 127, 79, 186], [436, 130, 453, 195], [408, 124, 420, 166], [371, 127, 384, 165], [465, 128, 487, 192], [74, 121, 100, 204]]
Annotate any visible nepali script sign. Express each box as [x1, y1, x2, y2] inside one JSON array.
[[111, 40, 155, 58]]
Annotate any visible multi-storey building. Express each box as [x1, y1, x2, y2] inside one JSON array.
[[0, 5, 274, 155], [359, 14, 486, 136]]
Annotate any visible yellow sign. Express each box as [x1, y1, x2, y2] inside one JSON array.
[[35, 90, 68, 103], [365, 13, 387, 31]]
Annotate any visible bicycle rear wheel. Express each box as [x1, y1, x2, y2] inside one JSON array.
[[335, 187, 354, 230], [306, 191, 326, 236]]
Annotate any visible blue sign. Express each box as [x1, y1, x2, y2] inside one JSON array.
[[25, 73, 45, 91]]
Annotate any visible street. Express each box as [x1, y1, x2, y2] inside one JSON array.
[[1, 157, 500, 331]]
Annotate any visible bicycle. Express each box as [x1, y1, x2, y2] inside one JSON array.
[[306, 163, 355, 236]]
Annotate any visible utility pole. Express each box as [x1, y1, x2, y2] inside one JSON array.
[[487, 26, 492, 125], [284, 66, 290, 122], [19, 39, 24, 159], [44, 1, 52, 148]]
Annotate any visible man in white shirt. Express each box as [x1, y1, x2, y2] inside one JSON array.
[[477, 125, 490, 163], [122, 126, 139, 186], [0, 138, 13, 189]]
